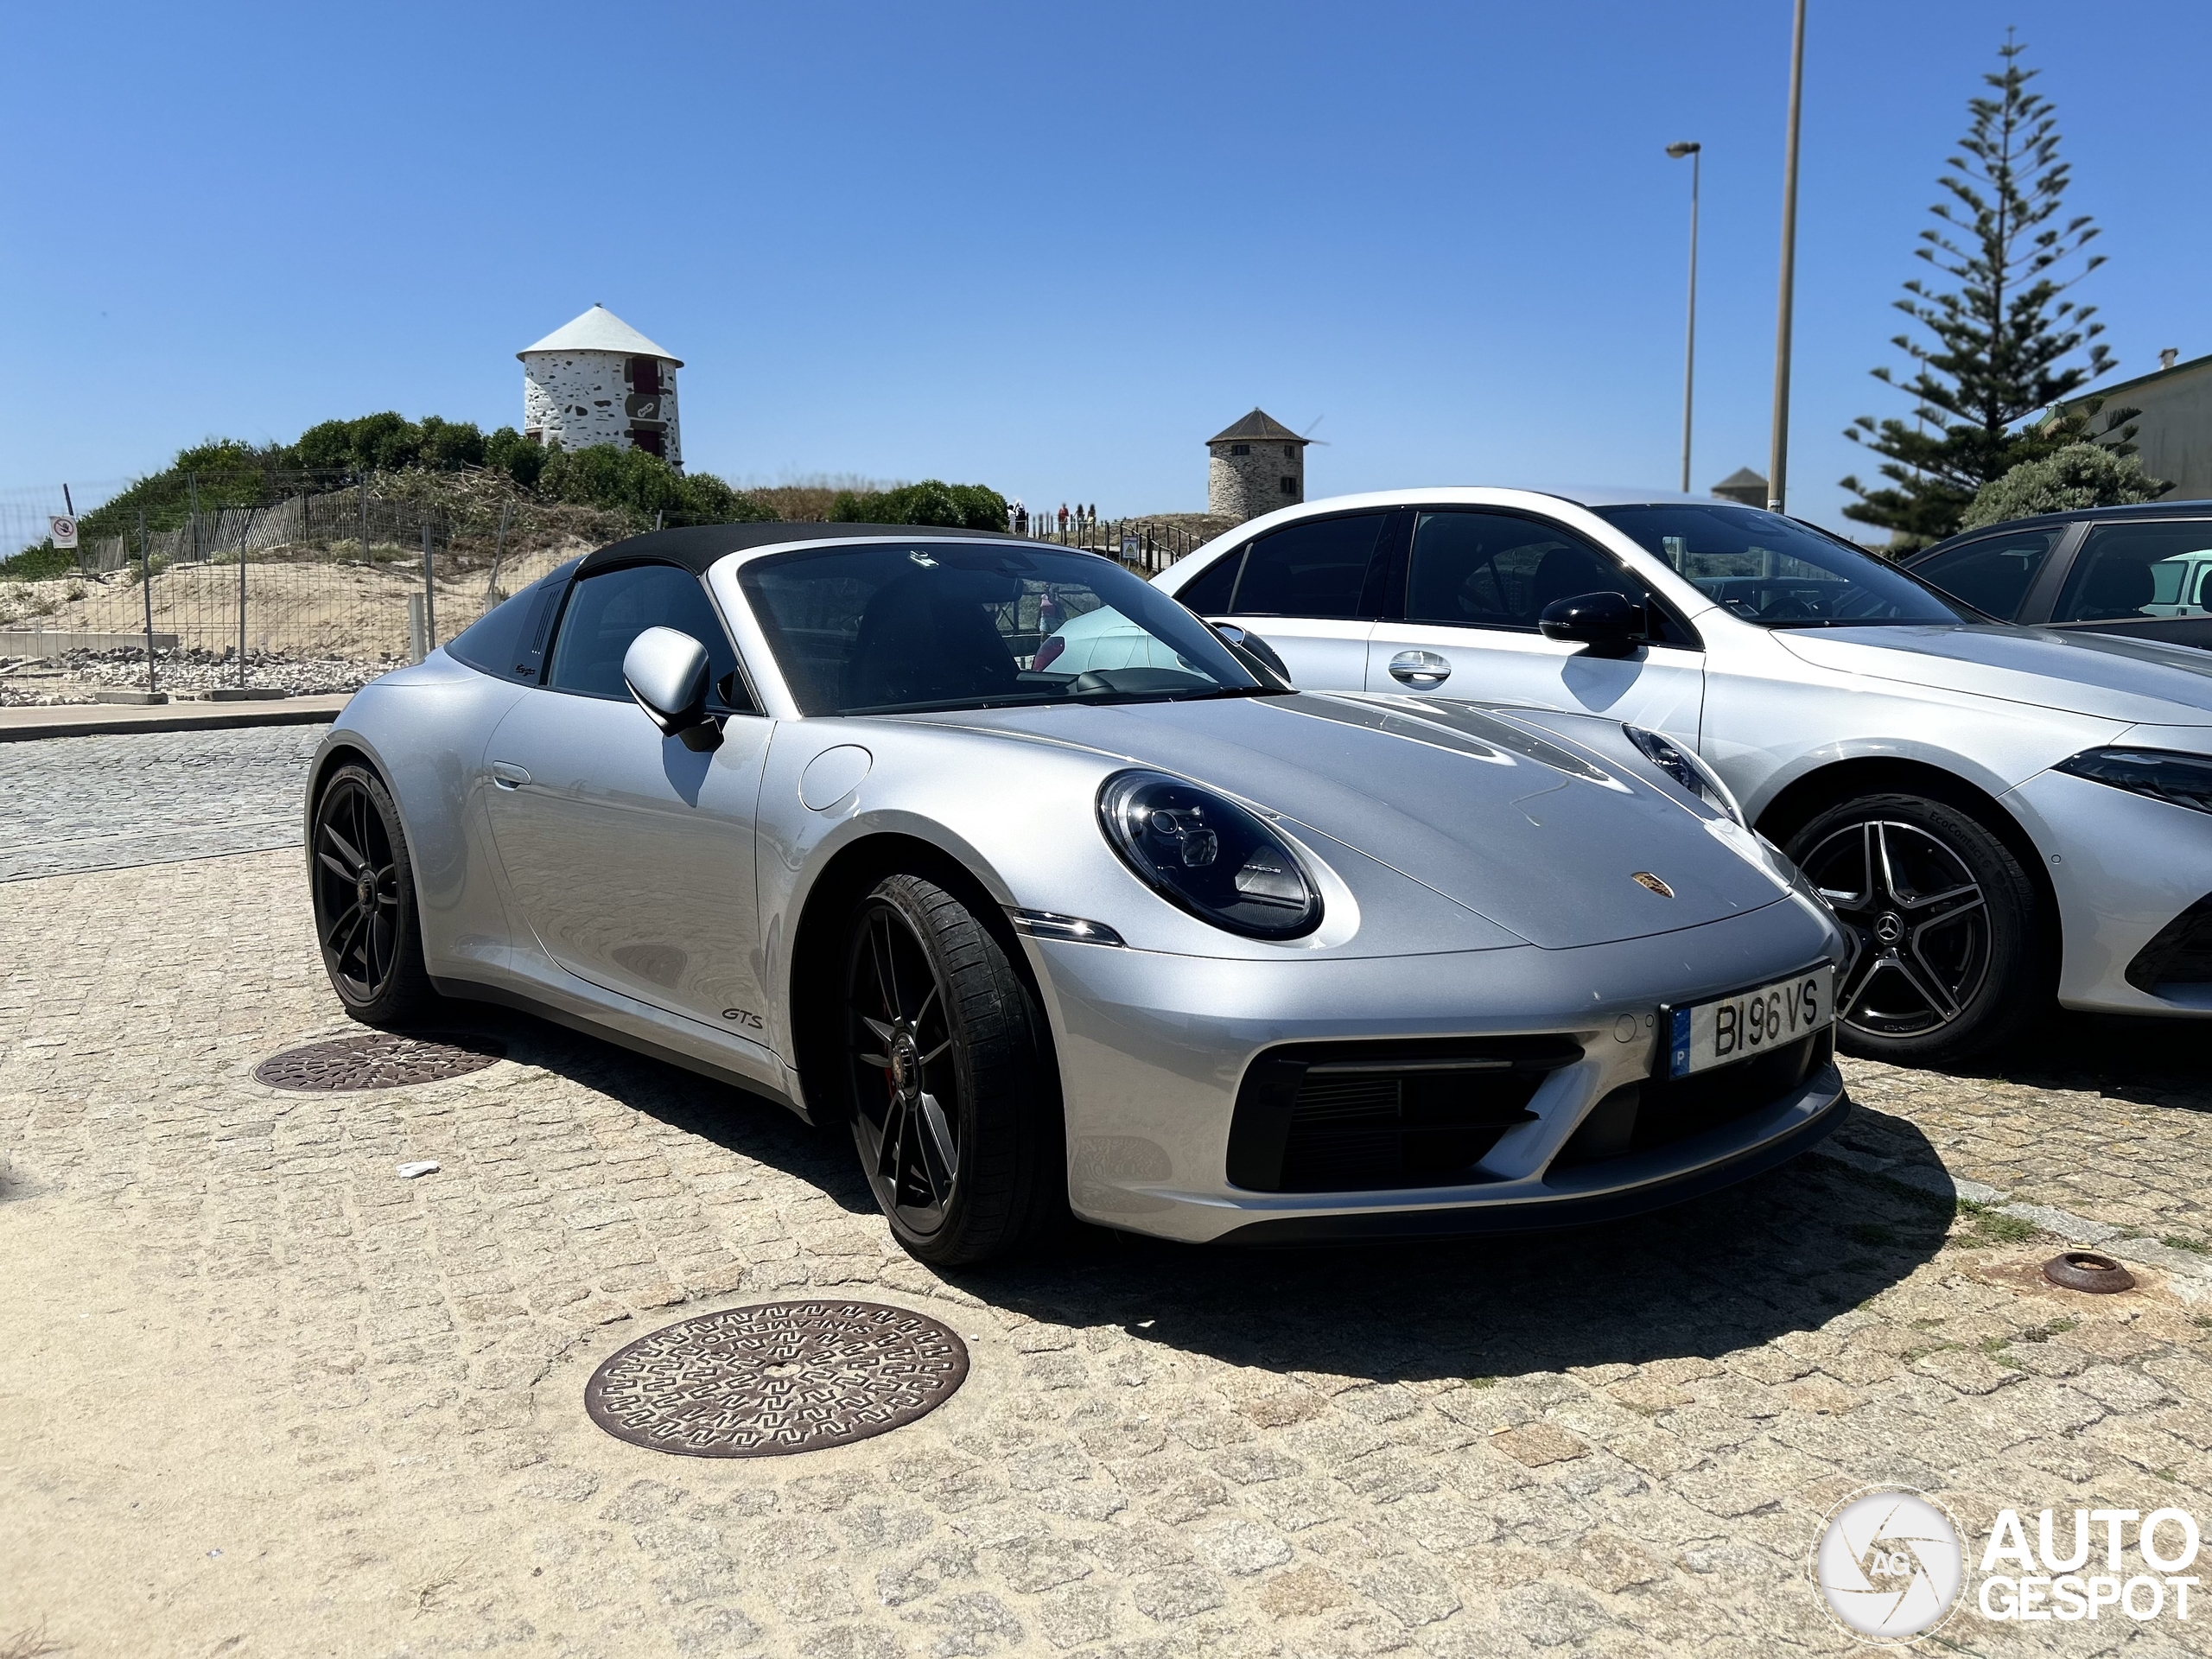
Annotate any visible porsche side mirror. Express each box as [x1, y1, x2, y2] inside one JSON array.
[[1208, 620, 1294, 686], [623, 626, 723, 752], [1538, 591, 1643, 658]]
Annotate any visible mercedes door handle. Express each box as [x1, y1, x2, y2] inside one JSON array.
[[490, 761, 532, 790], [1387, 650, 1452, 688]]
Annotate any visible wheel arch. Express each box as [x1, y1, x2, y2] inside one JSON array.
[[1752, 755, 2063, 950], [785, 830, 1061, 1132]]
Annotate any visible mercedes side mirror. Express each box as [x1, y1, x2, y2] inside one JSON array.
[[1538, 591, 1643, 658], [623, 626, 724, 752]]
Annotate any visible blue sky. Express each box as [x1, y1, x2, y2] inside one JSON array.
[[5, 1, 2207, 535]]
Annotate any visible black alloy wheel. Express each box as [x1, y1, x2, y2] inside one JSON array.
[[310, 764, 437, 1027], [1787, 791, 2050, 1064], [841, 873, 1062, 1266]]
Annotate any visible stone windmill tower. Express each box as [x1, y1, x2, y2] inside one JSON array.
[[519, 304, 684, 468], [1206, 409, 1311, 523]]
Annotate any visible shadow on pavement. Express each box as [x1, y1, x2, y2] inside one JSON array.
[[448, 1003, 1961, 1387], [1911, 1009, 2211, 1114]]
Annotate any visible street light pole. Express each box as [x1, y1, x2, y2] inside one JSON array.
[[1666, 141, 1701, 493], [1768, 0, 1808, 513]]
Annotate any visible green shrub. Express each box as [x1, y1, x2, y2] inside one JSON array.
[[1959, 442, 2167, 531], [484, 426, 546, 488], [537, 443, 773, 526], [0, 542, 79, 582], [830, 479, 1007, 531]]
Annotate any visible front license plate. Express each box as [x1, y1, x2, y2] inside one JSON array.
[[1667, 967, 1834, 1079]]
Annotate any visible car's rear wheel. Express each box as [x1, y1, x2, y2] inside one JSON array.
[[310, 763, 439, 1027], [842, 873, 1062, 1266], [1785, 791, 2050, 1065]]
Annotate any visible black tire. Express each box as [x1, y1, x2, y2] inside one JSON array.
[[1785, 791, 2052, 1065], [309, 763, 440, 1028], [841, 873, 1063, 1266]]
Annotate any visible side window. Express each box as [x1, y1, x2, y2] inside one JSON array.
[[1231, 512, 1388, 619], [1174, 548, 1243, 614], [1911, 530, 2058, 619], [546, 563, 748, 706], [2053, 523, 2212, 623], [446, 582, 543, 683], [1406, 511, 1689, 644]]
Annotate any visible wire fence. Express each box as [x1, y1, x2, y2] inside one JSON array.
[[0, 474, 617, 698], [2, 467, 1221, 702]]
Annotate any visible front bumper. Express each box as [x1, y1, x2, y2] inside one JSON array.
[[1020, 898, 1848, 1244], [2005, 769, 2212, 1015]]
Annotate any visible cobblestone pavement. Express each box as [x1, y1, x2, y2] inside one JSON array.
[[0, 723, 327, 880], [3, 850, 2210, 1659]]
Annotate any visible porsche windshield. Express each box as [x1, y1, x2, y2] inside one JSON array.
[[1593, 504, 1970, 627], [739, 542, 1270, 716]]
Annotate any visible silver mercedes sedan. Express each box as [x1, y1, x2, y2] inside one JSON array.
[[305, 524, 1848, 1264]]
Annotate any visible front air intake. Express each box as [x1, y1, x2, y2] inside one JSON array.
[[1226, 1037, 1582, 1193], [2125, 893, 2212, 994]]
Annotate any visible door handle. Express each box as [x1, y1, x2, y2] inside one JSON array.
[[490, 761, 532, 790], [1387, 650, 1452, 688]]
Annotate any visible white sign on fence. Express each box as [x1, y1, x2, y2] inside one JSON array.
[[48, 514, 78, 549]]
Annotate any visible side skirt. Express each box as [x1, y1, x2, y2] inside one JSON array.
[[430, 975, 814, 1124]]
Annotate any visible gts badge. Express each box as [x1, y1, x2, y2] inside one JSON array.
[[721, 1007, 765, 1031]]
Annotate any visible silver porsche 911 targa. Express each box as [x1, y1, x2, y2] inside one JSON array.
[[305, 524, 1850, 1263]]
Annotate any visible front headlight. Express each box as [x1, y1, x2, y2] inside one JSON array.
[[2054, 747, 2212, 816], [1624, 724, 1743, 825], [1097, 770, 1322, 939]]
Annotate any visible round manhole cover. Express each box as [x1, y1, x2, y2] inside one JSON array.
[[585, 1300, 970, 1458], [253, 1032, 505, 1092]]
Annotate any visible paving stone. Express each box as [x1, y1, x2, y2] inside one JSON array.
[[5, 756, 2212, 1657]]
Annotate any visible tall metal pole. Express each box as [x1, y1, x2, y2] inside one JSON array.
[[1768, 0, 1808, 514], [1667, 142, 1702, 493]]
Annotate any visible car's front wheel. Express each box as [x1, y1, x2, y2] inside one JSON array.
[[1785, 791, 2051, 1065], [309, 762, 439, 1028], [842, 873, 1062, 1266]]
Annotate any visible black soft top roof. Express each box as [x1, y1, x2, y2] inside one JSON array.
[[575, 521, 1017, 578]]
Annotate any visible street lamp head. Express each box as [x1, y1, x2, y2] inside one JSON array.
[[1666, 141, 1701, 158]]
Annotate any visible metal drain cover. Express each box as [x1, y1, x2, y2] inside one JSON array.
[[585, 1300, 970, 1458], [254, 1032, 505, 1092]]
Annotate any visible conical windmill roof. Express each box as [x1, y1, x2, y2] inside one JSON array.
[[518, 304, 683, 365], [1207, 408, 1309, 446]]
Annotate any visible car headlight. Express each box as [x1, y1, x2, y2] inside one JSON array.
[[1097, 770, 1322, 939], [2054, 747, 2212, 816], [1623, 724, 1743, 825]]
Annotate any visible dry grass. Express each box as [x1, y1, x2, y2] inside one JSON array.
[[0, 1624, 63, 1659]]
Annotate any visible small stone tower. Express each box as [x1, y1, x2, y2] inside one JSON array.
[[1207, 409, 1310, 523], [519, 305, 684, 468]]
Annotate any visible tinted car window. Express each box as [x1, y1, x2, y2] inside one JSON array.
[[1405, 510, 1689, 643], [1175, 548, 1243, 613], [740, 541, 1262, 716], [1230, 513, 1387, 618], [1595, 504, 1966, 626], [447, 582, 543, 681], [547, 563, 742, 702], [1911, 529, 2061, 619], [2052, 522, 2212, 623]]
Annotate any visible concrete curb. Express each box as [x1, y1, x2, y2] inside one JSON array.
[[0, 693, 351, 742]]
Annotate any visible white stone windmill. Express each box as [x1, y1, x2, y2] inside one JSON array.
[[518, 304, 684, 468]]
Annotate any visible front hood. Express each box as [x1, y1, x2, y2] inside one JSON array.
[[1771, 624, 2212, 724], [922, 693, 1787, 949]]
